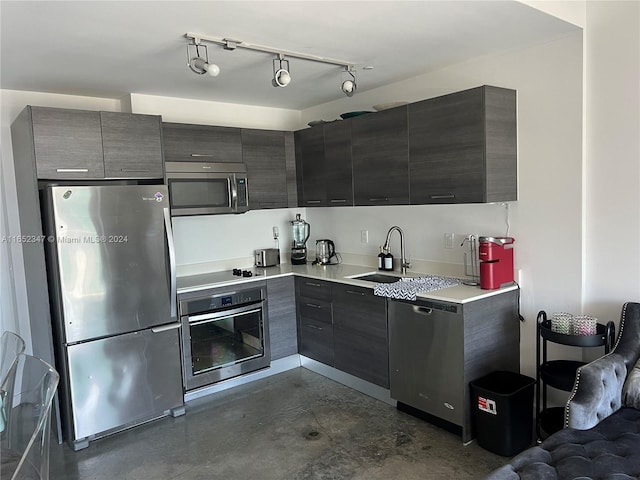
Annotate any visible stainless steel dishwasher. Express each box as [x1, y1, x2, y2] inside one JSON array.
[[388, 298, 464, 431]]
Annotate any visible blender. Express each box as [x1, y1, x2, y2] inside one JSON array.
[[290, 213, 310, 265]]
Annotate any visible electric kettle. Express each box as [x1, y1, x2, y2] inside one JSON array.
[[315, 239, 336, 265]]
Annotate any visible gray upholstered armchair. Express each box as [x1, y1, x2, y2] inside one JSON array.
[[565, 301, 640, 430], [486, 302, 640, 480]]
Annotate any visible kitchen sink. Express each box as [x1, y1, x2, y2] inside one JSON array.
[[351, 273, 403, 284]]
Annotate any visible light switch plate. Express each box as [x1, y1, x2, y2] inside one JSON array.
[[444, 233, 454, 249]]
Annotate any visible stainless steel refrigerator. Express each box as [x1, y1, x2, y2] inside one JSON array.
[[42, 185, 184, 451]]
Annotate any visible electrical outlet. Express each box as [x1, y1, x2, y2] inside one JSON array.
[[444, 233, 454, 249], [272, 226, 279, 239], [361, 230, 369, 243]]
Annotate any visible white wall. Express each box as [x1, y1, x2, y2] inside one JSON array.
[[583, 1, 640, 324], [129, 94, 301, 131]]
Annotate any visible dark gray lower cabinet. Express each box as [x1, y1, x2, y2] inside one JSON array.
[[295, 279, 389, 388], [332, 284, 389, 388], [296, 278, 334, 365], [299, 319, 334, 366], [266, 276, 297, 361]]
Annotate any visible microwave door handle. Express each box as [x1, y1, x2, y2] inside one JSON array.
[[230, 176, 238, 211], [163, 207, 177, 320]]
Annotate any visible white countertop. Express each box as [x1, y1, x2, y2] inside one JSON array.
[[177, 263, 517, 303]]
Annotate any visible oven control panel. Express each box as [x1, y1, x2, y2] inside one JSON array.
[[181, 288, 263, 315]]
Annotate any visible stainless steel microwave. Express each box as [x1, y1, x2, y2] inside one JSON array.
[[165, 162, 249, 216]]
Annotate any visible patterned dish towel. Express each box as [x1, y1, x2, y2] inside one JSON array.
[[373, 275, 461, 301]]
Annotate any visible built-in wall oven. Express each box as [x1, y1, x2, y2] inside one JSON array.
[[179, 282, 270, 391]]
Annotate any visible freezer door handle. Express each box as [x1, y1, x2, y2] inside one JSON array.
[[151, 322, 181, 333], [163, 208, 177, 320]]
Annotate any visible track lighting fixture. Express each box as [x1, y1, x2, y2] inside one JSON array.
[[341, 69, 357, 97], [272, 55, 291, 88], [185, 33, 357, 96], [186, 41, 220, 77]]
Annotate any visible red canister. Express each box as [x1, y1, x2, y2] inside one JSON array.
[[479, 237, 515, 289]]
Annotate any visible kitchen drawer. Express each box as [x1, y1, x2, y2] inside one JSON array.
[[332, 284, 387, 340], [296, 278, 332, 302], [298, 296, 332, 324], [298, 318, 334, 366], [334, 325, 389, 388]]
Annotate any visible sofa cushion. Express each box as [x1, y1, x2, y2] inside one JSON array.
[[622, 358, 640, 409], [485, 407, 640, 479]]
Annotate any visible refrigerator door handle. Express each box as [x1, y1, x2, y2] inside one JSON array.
[[163, 207, 177, 320], [151, 322, 181, 334]]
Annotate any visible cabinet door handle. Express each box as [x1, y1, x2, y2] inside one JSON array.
[[56, 168, 88, 173], [120, 168, 150, 173], [306, 324, 323, 331], [306, 200, 322, 204], [345, 290, 365, 296], [430, 194, 455, 200], [330, 199, 347, 203], [305, 303, 323, 309], [190, 154, 213, 158], [305, 282, 321, 287], [369, 197, 389, 202]]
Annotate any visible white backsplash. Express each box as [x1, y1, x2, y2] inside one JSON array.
[[173, 203, 511, 278]]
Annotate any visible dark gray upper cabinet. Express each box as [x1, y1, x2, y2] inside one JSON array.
[[101, 112, 164, 178], [241, 129, 289, 209], [30, 106, 105, 179], [351, 107, 410, 206], [26, 107, 164, 180], [294, 127, 327, 207], [162, 122, 242, 163], [324, 120, 354, 206], [409, 85, 517, 204]]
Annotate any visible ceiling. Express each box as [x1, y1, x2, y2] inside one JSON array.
[[0, 1, 579, 110]]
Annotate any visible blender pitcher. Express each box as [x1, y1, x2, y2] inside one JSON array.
[[290, 213, 310, 265]]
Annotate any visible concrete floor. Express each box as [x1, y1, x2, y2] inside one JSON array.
[[50, 368, 507, 479]]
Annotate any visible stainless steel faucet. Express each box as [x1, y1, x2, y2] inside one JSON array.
[[383, 226, 410, 274]]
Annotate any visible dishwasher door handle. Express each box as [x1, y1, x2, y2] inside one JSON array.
[[412, 306, 433, 315]]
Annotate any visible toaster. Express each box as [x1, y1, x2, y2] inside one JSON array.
[[254, 248, 280, 267]]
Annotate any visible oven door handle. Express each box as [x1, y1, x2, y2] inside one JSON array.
[[188, 304, 263, 325]]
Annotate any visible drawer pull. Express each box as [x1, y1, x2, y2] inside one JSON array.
[[56, 168, 88, 173], [430, 194, 455, 199], [345, 290, 365, 296], [306, 200, 322, 204], [305, 282, 321, 287], [306, 324, 323, 331], [369, 197, 389, 202], [330, 199, 347, 203], [190, 154, 214, 157], [120, 168, 149, 172], [305, 303, 323, 309]]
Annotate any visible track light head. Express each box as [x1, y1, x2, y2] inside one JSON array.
[[190, 57, 221, 77], [272, 56, 291, 88], [341, 69, 357, 97], [186, 42, 220, 77]]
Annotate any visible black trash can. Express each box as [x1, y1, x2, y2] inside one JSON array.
[[470, 370, 535, 456]]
